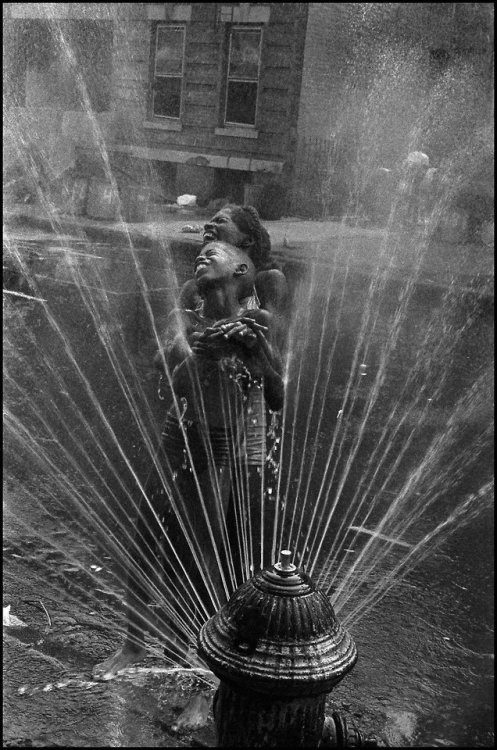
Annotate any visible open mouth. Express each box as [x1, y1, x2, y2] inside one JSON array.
[[202, 229, 217, 242], [194, 258, 210, 271]]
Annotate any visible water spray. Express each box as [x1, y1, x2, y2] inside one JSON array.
[[198, 549, 378, 747]]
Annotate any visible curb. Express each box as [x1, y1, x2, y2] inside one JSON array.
[[4, 208, 494, 296], [5, 209, 208, 258], [5, 210, 159, 250]]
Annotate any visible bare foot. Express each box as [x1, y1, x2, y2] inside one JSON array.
[[184, 644, 206, 669], [92, 642, 147, 681], [172, 692, 212, 733]]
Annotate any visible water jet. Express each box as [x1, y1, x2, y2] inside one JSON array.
[[2, 5, 493, 743], [198, 549, 377, 747]]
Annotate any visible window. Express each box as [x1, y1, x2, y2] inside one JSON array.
[[152, 24, 185, 119], [225, 27, 262, 127], [428, 48, 450, 78]]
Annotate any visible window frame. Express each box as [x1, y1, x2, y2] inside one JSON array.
[[150, 22, 186, 121], [223, 25, 263, 128]]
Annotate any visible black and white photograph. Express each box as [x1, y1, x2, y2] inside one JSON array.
[[3, 3, 494, 747]]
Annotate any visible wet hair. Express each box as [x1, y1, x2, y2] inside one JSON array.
[[223, 204, 278, 272]]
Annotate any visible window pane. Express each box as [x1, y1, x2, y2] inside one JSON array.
[[155, 26, 184, 76], [153, 76, 182, 118], [229, 30, 261, 80], [226, 81, 257, 125]]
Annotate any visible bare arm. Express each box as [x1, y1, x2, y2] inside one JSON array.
[[153, 308, 198, 375], [240, 311, 284, 411], [192, 310, 284, 411], [256, 269, 288, 312], [255, 269, 289, 347]]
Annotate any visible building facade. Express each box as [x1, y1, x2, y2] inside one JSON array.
[[3, 3, 493, 218], [4, 2, 308, 214]]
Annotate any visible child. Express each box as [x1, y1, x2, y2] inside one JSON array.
[[173, 204, 289, 360], [93, 241, 283, 681]]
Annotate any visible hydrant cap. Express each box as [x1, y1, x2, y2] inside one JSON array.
[[198, 552, 357, 697]]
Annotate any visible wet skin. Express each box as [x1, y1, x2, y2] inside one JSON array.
[[176, 207, 254, 312], [202, 207, 250, 248], [92, 642, 147, 681], [93, 243, 283, 686], [178, 207, 288, 338], [171, 243, 284, 415], [193, 240, 252, 290]]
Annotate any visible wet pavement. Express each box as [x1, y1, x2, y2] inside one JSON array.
[[3, 481, 493, 747], [5, 203, 494, 290], [3, 207, 494, 747], [3, 486, 218, 748]]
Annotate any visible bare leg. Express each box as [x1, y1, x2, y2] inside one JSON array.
[[172, 690, 218, 733], [93, 549, 160, 679], [93, 465, 170, 680], [172, 466, 231, 732], [92, 600, 148, 680], [92, 424, 232, 682], [92, 642, 147, 681]]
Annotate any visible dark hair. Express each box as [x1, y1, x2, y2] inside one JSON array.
[[224, 204, 278, 271]]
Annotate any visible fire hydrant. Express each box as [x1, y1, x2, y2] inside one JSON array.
[[198, 550, 374, 747]]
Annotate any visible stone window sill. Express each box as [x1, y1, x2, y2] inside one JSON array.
[[215, 127, 258, 139], [218, 5, 270, 24], [146, 4, 192, 22], [143, 120, 182, 132]]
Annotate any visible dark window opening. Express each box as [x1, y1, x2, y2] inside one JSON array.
[[152, 160, 178, 202], [213, 167, 248, 204], [429, 48, 450, 76], [226, 81, 258, 125], [151, 25, 185, 118], [153, 78, 182, 118], [224, 27, 262, 126]]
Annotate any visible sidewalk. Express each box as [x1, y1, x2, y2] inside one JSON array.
[[4, 203, 494, 291]]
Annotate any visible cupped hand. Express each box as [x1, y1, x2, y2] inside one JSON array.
[[191, 326, 231, 358], [214, 317, 268, 349]]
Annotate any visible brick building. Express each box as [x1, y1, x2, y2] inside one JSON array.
[[3, 3, 493, 218], [4, 2, 308, 216]]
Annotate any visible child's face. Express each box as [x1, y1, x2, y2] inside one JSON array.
[[194, 242, 253, 286], [203, 208, 249, 247]]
